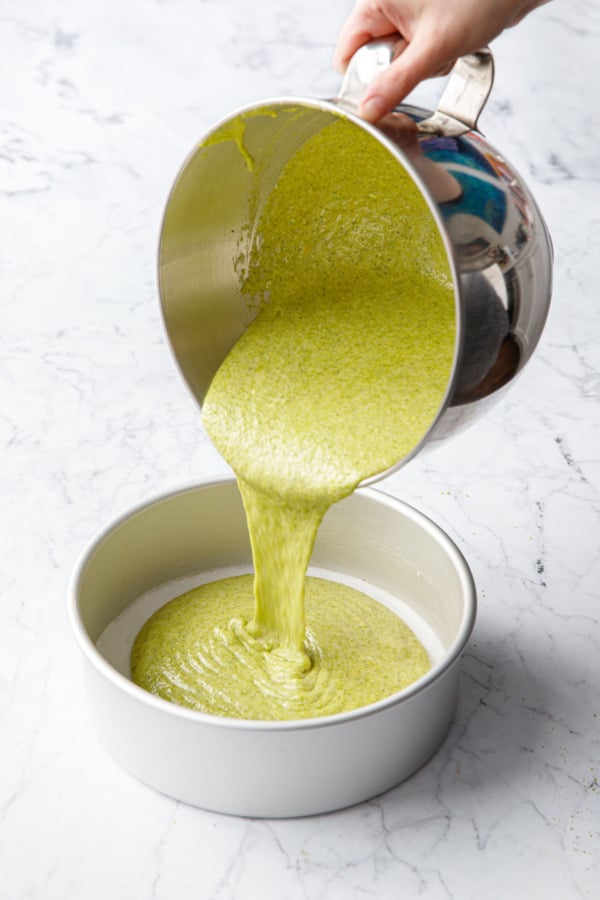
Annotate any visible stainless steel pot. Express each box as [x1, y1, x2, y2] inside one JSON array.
[[158, 39, 552, 478]]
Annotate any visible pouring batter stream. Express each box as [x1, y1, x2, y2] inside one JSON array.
[[131, 117, 456, 719]]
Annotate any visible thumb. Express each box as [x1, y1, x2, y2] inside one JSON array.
[[358, 36, 444, 122]]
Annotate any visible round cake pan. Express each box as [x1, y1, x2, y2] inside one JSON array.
[[68, 477, 476, 818]]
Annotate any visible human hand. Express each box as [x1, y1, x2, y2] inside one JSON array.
[[334, 0, 548, 122]]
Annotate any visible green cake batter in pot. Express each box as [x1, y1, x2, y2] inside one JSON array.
[[132, 116, 456, 720]]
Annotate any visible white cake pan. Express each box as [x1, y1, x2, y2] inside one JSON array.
[[68, 477, 476, 818]]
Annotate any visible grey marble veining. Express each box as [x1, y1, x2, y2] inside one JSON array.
[[1, 0, 598, 897]]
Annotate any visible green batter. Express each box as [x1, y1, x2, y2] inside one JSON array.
[[132, 115, 456, 719], [131, 575, 430, 721]]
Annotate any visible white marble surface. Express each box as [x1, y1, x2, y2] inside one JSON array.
[[1, 0, 599, 896]]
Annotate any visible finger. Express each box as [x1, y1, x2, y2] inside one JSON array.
[[429, 58, 455, 77], [333, 4, 401, 73], [333, 25, 377, 74], [358, 36, 448, 121]]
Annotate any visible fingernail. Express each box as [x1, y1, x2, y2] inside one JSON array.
[[358, 95, 387, 123]]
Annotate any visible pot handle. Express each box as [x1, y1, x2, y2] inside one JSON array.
[[337, 37, 494, 137]]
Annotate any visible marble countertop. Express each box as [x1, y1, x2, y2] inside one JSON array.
[[2, 1, 598, 897]]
